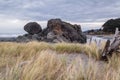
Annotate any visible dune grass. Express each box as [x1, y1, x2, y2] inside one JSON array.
[[0, 41, 120, 80]]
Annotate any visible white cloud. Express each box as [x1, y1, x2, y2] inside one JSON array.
[[0, 0, 120, 33], [0, 0, 120, 22], [23, 1, 46, 9], [0, 18, 47, 34], [0, 17, 104, 33], [70, 21, 104, 31]]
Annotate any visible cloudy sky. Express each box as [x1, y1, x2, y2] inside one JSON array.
[[0, 0, 120, 34]]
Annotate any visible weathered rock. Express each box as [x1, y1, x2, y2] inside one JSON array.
[[24, 22, 42, 34], [47, 32, 56, 40], [43, 18, 87, 43], [32, 34, 39, 40], [46, 31, 70, 43], [16, 35, 30, 42], [23, 34, 32, 39], [73, 24, 82, 32], [17, 19, 86, 43], [16, 34, 40, 42], [102, 18, 120, 33]]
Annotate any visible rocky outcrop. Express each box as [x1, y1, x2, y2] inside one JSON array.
[[102, 18, 120, 33], [24, 22, 42, 34], [40, 19, 86, 43], [17, 19, 87, 43], [84, 18, 120, 35]]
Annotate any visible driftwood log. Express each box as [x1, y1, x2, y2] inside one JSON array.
[[101, 28, 120, 60]]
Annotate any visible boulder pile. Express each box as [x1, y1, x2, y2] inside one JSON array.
[[16, 19, 87, 43]]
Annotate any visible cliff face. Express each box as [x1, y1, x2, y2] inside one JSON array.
[[102, 18, 120, 33]]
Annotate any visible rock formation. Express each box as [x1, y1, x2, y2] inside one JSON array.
[[17, 19, 87, 43], [102, 18, 120, 33], [24, 22, 42, 34]]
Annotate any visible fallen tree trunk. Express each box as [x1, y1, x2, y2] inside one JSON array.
[[101, 28, 120, 61]]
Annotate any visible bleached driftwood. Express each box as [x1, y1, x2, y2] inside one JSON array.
[[101, 28, 120, 60]]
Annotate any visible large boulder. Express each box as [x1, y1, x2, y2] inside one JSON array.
[[24, 22, 42, 34], [41, 19, 87, 43], [102, 18, 120, 32]]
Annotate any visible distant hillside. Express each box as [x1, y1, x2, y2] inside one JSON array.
[[102, 18, 120, 32]]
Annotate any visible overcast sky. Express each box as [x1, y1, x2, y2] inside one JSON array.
[[0, 0, 120, 34]]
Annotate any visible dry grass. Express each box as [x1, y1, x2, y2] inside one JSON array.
[[0, 41, 119, 80]]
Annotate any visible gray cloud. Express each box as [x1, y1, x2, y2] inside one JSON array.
[[0, 0, 120, 22]]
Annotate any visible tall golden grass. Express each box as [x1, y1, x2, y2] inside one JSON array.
[[0, 41, 119, 80]]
